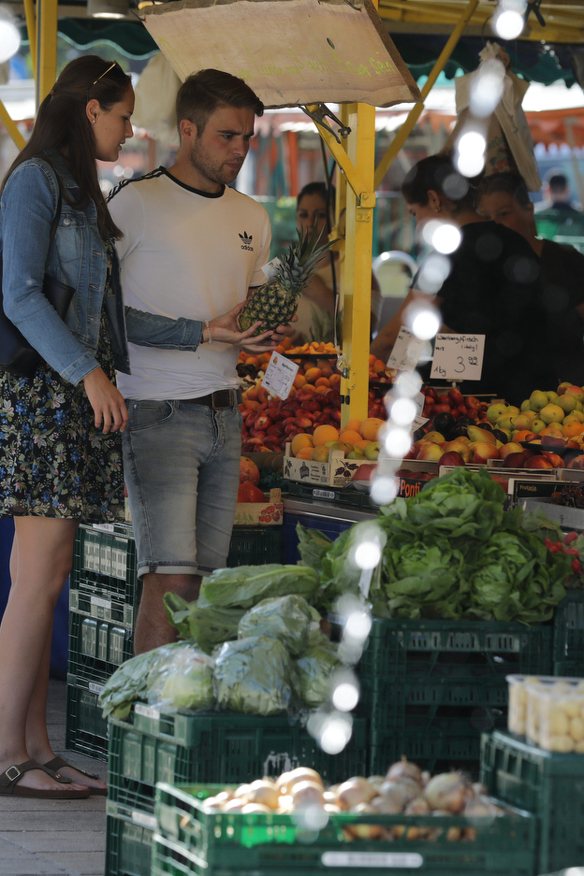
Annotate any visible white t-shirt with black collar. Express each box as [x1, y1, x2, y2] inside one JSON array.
[[110, 167, 271, 401]]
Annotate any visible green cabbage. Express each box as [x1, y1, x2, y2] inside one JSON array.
[[201, 564, 320, 609], [146, 644, 215, 711], [213, 636, 300, 715], [295, 642, 340, 708], [164, 592, 244, 654]]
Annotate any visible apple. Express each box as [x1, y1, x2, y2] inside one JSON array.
[[441, 439, 472, 463], [439, 450, 466, 467], [448, 387, 464, 406], [352, 463, 377, 481], [469, 441, 500, 464], [499, 442, 525, 460], [526, 455, 555, 469], [364, 441, 381, 461], [347, 448, 365, 460], [431, 404, 451, 416], [416, 442, 445, 462], [311, 446, 330, 462], [542, 451, 565, 468], [502, 452, 528, 468]]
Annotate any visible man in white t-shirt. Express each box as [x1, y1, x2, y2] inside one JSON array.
[[109, 69, 282, 653]]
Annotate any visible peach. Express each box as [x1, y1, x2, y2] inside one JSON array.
[[360, 418, 385, 441], [304, 367, 323, 384], [291, 433, 314, 457], [312, 424, 339, 446]]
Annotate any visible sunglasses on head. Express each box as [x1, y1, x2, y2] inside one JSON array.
[[86, 61, 120, 105]]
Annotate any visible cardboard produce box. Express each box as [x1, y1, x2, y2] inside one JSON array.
[[283, 444, 361, 488], [234, 489, 283, 526]]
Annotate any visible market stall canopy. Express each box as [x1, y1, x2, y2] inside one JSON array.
[[141, 0, 422, 108]]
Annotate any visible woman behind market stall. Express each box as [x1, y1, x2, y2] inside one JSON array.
[[291, 182, 381, 345], [475, 171, 584, 387], [371, 154, 556, 405]]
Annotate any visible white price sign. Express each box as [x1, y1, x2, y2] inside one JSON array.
[[261, 352, 299, 400], [430, 334, 485, 382], [387, 327, 427, 371]]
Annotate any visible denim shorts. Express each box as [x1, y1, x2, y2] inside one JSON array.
[[122, 399, 242, 578]]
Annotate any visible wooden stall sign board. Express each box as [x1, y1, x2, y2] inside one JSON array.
[[142, 0, 422, 109]]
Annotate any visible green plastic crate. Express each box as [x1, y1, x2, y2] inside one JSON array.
[[105, 801, 155, 876], [65, 678, 109, 762], [107, 705, 368, 814], [68, 610, 133, 687], [481, 729, 584, 873], [73, 523, 140, 605], [553, 591, 584, 677], [226, 526, 282, 566], [69, 585, 136, 629], [151, 782, 536, 875]]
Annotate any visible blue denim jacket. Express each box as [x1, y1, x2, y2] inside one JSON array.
[[1, 152, 203, 385]]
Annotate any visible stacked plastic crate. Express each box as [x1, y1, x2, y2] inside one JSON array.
[[553, 591, 584, 677], [66, 523, 139, 762], [149, 782, 537, 876], [358, 617, 553, 776]]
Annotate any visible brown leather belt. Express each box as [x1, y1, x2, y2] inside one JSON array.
[[181, 389, 242, 410]]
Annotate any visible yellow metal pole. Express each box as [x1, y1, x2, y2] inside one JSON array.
[[37, 0, 58, 108], [341, 102, 377, 426], [0, 99, 26, 150], [23, 0, 37, 80], [374, 0, 479, 189]]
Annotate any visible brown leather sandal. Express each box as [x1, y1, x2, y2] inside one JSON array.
[[0, 760, 90, 798], [43, 756, 107, 796]]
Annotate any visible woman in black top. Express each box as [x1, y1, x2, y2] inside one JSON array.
[[371, 155, 555, 405]]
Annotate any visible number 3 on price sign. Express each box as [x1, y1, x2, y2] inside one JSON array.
[[430, 334, 485, 382]]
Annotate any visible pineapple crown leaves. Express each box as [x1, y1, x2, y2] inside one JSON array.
[[277, 223, 339, 295]]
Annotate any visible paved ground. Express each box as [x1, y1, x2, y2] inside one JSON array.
[[0, 678, 107, 876]]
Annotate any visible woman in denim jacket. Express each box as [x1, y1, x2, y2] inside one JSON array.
[[0, 56, 135, 799]]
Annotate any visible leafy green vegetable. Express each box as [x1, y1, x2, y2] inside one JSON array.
[[237, 595, 320, 656], [213, 636, 300, 715], [164, 592, 244, 654], [296, 523, 333, 573], [201, 564, 320, 609], [99, 641, 194, 720], [295, 642, 340, 708], [146, 645, 215, 711]]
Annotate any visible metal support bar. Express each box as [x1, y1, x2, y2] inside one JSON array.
[[374, 0, 479, 189], [0, 99, 26, 151], [23, 0, 37, 80], [307, 107, 372, 205], [37, 0, 58, 108]]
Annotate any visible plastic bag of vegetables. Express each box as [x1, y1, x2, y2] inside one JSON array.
[[237, 595, 321, 656], [295, 641, 341, 708], [146, 644, 215, 712], [213, 636, 300, 715], [99, 641, 194, 720]]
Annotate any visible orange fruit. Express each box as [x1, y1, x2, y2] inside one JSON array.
[[563, 421, 584, 438], [513, 430, 536, 443], [345, 419, 362, 433], [539, 424, 564, 439], [293, 374, 306, 389], [295, 446, 313, 459], [372, 359, 386, 373], [360, 417, 385, 441], [304, 367, 323, 384], [313, 424, 339, 446], [245, 355, 260, 368], [339, 429, 363, 446], [291, 433, 314, 457]]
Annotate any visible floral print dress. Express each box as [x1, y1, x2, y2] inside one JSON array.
[[0, 241, 125, 522]]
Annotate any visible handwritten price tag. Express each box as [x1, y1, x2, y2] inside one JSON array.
[[387, 327, 427, 371], [261, 352, 299, 400], [430, 334, 485, 382]]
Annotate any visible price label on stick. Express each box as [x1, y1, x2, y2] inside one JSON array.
[[261, 352, 299, 400], [430, 334, 485, 382], [387, 327, 427, 372]]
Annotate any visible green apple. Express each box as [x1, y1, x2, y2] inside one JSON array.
[[363, 441, 381, 461], [529, 390, 549, 412], [347, 448, 365, 460], [539, 403, 565, 425]]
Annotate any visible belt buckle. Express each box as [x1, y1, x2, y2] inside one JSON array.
[[211, 390, 231, 410]]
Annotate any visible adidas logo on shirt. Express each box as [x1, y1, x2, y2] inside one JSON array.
[[239, 231, 253, 251]]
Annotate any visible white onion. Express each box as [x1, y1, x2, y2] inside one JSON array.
[[344, 802, 383, 839], [336, 777, 376, 810], [246, 780, 280, 810], [424, 772, 469, 813], [386, 756, 423, 786], [289, 779, 325, 808]]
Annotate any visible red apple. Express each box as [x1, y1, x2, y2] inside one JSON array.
[[448, 388, 464, 406], [469, 441, 500, 464], [431, 404, 451, 416], [416, 441, 445, 462], [542, 451, 565, 468], [526, 455, 555, 469], [499, 442, 524, 460], [502, 452, 528, 468], [439, 450, 466, 467], [423, 387, 438, 402], [441, 439, 472, 463]]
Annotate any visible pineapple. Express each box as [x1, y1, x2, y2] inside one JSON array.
[[238, 225, 336, 335]]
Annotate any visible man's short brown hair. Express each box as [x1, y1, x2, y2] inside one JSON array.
[[176, 68, 264, 136]]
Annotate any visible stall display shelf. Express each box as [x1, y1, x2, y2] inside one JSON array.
[[65, 677, 109, 762], [150, 782, 536, 876], [107, 706, 368, 815], [287, 478, 378, 510], [105, 800, 155, 876], [68, 610, 133, 688], [552, 590, 584, 676], [481, 729, 584, 873]]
